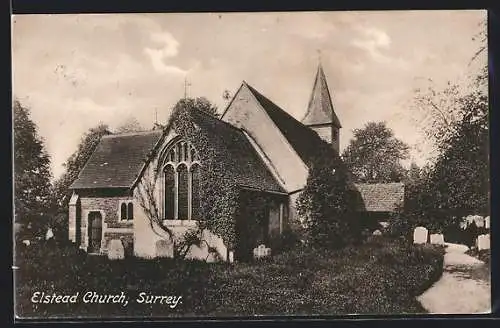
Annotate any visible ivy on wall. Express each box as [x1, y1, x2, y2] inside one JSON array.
[[170, 101, 240, 249]]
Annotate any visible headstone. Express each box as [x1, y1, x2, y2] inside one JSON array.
[[430, 233, 445, 245], [22, 240, 30, 246], [155, 239, 173, 258], [229, 251, 234, 263], [379, 222, 390, 229], [372, 229, 382, 236], [485, 216, 490, 229], [477, 234, 490, 251], [413, 226, 428, 244], [107, 239, 125, 260], [45, 227, 54, 240], [253, 244, 271, 259], [475, 216, 485, 228], [459, 220, 468, 230]]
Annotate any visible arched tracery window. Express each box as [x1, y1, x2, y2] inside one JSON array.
[[177, 164, 189, 219], [191, 163, 201, 220], [160, 139, 201, 221], [164, 165, 175, 220]]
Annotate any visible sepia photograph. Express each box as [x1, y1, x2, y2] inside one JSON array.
[[12, 10, 490, 319]]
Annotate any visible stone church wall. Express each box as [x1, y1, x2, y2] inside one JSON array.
[[75, 192, 135, 254]]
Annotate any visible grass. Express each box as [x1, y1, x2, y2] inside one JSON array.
[[465, 248, 491, 265], [14, 236, 444, 318]]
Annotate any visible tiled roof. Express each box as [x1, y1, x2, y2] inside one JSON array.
[[189, 109, 285, 193], [354, 182, 405, 212], [245, 83, 332, 166], [70, 130, 163, 189], [302, 64, 341, 128]]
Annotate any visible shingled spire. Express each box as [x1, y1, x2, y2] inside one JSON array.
[[302, 62, 341, 152]]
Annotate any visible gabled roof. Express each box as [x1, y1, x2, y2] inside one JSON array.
[[245, 82, 334, 166], [189, 108, 285, 194], [302, 63, 341, 128], [70, 107, 284, 194], [70, 130, 163, 189], [354, 182, 405, 212]]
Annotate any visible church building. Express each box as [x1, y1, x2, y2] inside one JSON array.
[[68, 63, 404, 261]]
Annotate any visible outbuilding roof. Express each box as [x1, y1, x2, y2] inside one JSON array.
[[354, 182, 405, 212], [70, 130, 163, 189]]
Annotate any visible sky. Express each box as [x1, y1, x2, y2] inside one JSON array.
[[12, 11, 487, 180]]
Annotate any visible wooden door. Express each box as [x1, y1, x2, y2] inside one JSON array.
[[88, 212, 102, 253]]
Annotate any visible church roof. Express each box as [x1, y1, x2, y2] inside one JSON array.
[[70, 130, 163, 189], [301, 64, 341, 128], [70, 109, 284, 194], [354, 182, 405, 212], [245, 82, 333, 166], [189, 108, 285, 193]]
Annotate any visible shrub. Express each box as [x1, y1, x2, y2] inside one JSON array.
[[267, 229, 301, 254], [296, 144, 361, 249]]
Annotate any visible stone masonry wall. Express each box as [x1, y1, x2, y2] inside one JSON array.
[[79, 195, 134, 253]]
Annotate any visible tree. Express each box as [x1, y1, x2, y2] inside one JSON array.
[[179, 97, 219, 118], [411, 19, 487, 153], [405, 20, 488, 233], [404, 162, 422, 185], [297, 143, 362, 249], [342, 122, 410, 183], [13, 99, 53, 236], [430, 88, 488, 216], [52, 124, 111, 209], [48, 124, 111, 241], [114, 117, 144, 134]]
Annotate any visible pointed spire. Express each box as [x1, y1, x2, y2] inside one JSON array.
[[302, 62, 341, 128]]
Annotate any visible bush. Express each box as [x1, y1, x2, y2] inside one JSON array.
[[267, 229, 301, 254], [296, 144, 361, 249]]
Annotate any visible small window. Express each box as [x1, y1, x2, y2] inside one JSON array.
[[120, 203, 127, 220], [120, 201, 134, 221], [127, 203, 134, 220]]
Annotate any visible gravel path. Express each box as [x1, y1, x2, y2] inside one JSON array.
[[417, 243, 491, 314]]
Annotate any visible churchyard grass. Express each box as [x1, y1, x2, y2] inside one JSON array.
[[15, 236, 444, 318]]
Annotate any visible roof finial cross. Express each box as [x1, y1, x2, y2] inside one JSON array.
[[184, 76, 192, 99]]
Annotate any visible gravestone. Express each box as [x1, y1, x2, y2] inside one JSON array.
[[430, 233, 445, 245], [155, 240, 173, 258], [477, 234, 490, 251], [229, 251, 234, 263], [108, 239, 125, 260], [45, 227, 54, 240], [372, 229, 382, 236], [253, 244, 271, 259], [413, 226, 428, 244], [485, 216, 490, 230], [475, 216, 485, 228]]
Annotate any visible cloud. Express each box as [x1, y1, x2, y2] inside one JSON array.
[[351, 26, 392, 63], [144, 31, 187, 75]]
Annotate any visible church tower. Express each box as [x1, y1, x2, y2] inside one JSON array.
[[301, 62, 342, 152]]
